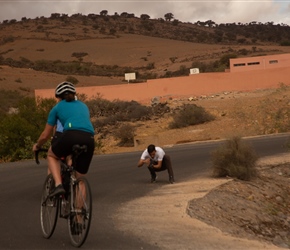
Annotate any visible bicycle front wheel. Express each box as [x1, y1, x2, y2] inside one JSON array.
[[68, 177, 92, 247], [40, 174, 59, 239]]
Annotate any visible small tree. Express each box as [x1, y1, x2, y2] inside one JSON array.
[[169, 104, 214, 129], [140, 14, 150, 20], [114, 123, 135, 147], [172, 19, 179, 26], [66, 76, 79, 85], [100, 10, 108, 16], [164, 13, 174, 21], [211, 136, 258, 181], [0, 97, 56, 162]]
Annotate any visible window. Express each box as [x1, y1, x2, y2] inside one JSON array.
[[233, 63, 246, 67], [269, 60, 278, 64], [247, 62, 260, 65]]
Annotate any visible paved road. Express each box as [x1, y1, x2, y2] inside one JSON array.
[[0, 133, 289, 249]]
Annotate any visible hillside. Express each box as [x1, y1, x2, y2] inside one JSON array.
[[1, 14, 290, 148], [1, 14, 290, 98], [1, 13, 290, 152]]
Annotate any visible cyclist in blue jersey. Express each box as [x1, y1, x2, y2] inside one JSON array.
[[33, 82, 95, 197], [50, 91, 75, 168]]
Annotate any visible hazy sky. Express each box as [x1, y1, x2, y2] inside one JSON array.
[[1, 0, 290, 25]]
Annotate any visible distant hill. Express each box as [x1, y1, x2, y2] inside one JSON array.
[[1, 12, 290, 92], [2, 13, 290, 45]]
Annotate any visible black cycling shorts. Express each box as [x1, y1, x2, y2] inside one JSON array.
[[51, 130, 95, 174], [51, 131, 63, 147]]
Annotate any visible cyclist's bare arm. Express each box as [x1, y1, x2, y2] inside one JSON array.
[[33, 124, 54, 151]]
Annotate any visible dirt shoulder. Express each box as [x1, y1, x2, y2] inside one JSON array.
[[113, 154, 290, 250]]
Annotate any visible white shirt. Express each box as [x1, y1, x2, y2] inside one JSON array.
[[140, 146, 165, 161]]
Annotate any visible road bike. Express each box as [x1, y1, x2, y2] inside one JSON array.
[[35, 145, 92, 247]]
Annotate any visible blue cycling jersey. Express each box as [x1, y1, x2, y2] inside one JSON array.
[[56, 119, 63, 132], [47, 100, 94, 135]]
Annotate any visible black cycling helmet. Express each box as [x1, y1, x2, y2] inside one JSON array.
[[55, 81, 76, 98]]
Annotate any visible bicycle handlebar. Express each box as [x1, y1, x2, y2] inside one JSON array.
[[35, 148, 48, 165]]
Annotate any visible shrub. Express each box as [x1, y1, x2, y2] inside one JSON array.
[[169, 104, 214, 129], [113, 100, 151, 121], [0, 89, 23, 114], [0, 97, 56, 162], [2, 35, 15, 44], [86, 97, 116, 120], [66, 75, 79, 85], [0, 114, 35, 161], [71, 52, 88, 58], [114, 123, 135, 147], [88, 98, 153, 128], [219, 53, 237, 67], [169, 57, 177, 63], [280, 40, 290, 46], [211, 136, 258, 181], [146, 62, 154, 69]]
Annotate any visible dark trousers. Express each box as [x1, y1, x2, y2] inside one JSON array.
[[147, 155, 174, 178]]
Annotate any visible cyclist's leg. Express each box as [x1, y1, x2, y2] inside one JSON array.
[[74, 173, 86, 221], [66, 155, 72, 166], [73, 169, 90, 216], [47, 147, 62, 186], [68, 177, 92, 247], [73, 133, 94, 222], [50, 131, 63, 175], [74, 148, 93, 221], [49, 131, 73, 192]]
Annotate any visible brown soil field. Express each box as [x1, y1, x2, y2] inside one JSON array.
[[2, 31, 290, 97]]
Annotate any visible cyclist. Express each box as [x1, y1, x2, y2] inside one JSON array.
[[33, 81, 95, 197], [137, 144, 175, 184], [51, 87, 78, 167], [51, 86, 78, 147]]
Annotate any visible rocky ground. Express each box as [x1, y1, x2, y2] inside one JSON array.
[[188, 160, 290, 249]]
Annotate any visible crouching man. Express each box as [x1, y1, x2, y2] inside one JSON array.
[[137, 144, 175, 184]]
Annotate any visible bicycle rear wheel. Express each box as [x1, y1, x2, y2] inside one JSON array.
[[40, 174, 59, 239], [68, 177, 92, 247]]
